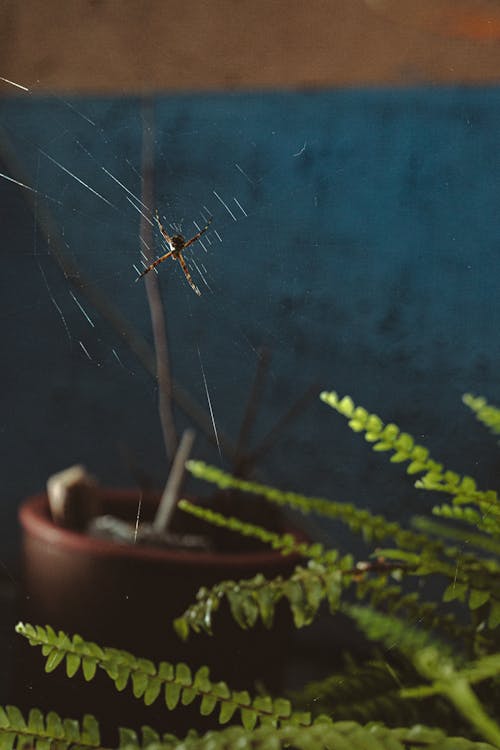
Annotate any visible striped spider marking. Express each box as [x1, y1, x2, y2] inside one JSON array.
[[136, 210, 212, 296]]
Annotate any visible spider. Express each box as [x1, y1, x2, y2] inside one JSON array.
[[136, 210, 212, 296]]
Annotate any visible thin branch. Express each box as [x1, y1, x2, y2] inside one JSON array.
[[154, 428, 196, 532], [242, 383, 320, 471], [139, 99, 177, 461]]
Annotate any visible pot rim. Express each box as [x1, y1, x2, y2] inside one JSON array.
[[19, 489, 303, 568]]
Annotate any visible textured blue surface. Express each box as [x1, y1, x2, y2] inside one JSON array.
[[1, 86, 500, 559]]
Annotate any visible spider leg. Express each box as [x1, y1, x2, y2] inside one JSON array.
[[154, 209, 174, 244], [135, 248, 176, 281], [183, 217, 213, 249], [177, 252, 201, 296]]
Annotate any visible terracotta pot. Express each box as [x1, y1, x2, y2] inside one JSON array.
[[14, 489, 303, 738]]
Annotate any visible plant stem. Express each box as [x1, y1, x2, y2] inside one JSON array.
[[139, 98, 177, 462], [154, 428, 196, 532], [444, 678, 500, 747]]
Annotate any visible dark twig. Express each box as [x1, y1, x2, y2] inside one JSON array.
[[242, 383, 320, 472], [153, 428, 196, 533], [139, 99, 177, 461], [233, 347, 271, 474]]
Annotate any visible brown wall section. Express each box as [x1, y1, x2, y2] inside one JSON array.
[[1, 0, 500, 95]]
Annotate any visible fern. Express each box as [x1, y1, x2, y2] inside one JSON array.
[[343, 604, 455, 660], [1, 705, 495, 750], [174, 558, 351, 636], [0, 706, 100, 750], [177, 499, 333, 562], [411, 515, 500, 557], [13, 389, 500, 748], [15, 623, 311, 731], [463, 394, 500, 437], [320, 390, 500, 534], [344, 606, 500, 746], [186, 460, 446, 553], [288, 656, 459, 728], [184, 464, 499, 641], [118, 721, 498, 750]]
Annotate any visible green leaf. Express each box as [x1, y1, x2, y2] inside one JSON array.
[[338, 396, 354, 416], [390, 451, 409, 463], [62, 718, 81, 743], [82, 657, 97, 681], [488, 599, 500, 629], [181, 686, 197, 706], [373, 442, 393, 452], [193, 666, 212, 692], [27, 708, 45, 734], [65, 652, 81, 678], [253, 695, 274, 714], [131, 670, 149, 699], [158, 661, 175, 681], [348, 419, 365, 432], [273, 697, 292, 718], [173, 617, 189, 641], [81, 715, 100, 745], [443, 582, 468, 603], [469, 588, 491, 610], [46, 711, 64, 738], [407, 460, 427, 474], [254, 585, 276, 629], [119, 727, 138, 747], [114, 665, 130, 691], [5, 707, 25, 730], [240, 708, 258, 730], [44, 648, 65, 673], [199, 694, 217, 716], [219, 701, 237, 724], [175, 662, 192, 686], [0, 732, 16, 750], [141, 726, 160, 746], [165, 682, 182, 710], [144, 676, 162, 705]]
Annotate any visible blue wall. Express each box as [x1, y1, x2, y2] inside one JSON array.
[[1, 86, 499, 561]]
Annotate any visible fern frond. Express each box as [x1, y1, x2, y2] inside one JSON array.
[[463, 394, 500, 437], [344, 607, 500, 745], [432, 502, 500, 537], [419, 482, 500, 527], [351, 575, 474, 645], [175, 542, 476, 645], [0, 705, 100, 750], [406, 649, 500, 747], [321, 391, 500, 522], [186, 460, 446, 554], [362, 545, 500, 634], [320, 390, 440, 474], [119, 720, 498, 750], [177, 499, 333, 562], [288, 657, 458, 728], [411, 515, 500, 557], [15, 623, 311, 731], [343, 604, 455, 661], [174, 558, 352, 637]]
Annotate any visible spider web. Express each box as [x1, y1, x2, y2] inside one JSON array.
[[1, 77, 500, 569], [0, 81, 327, 554]]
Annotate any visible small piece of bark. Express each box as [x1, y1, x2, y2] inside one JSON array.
[[47, 464, 100, 530]]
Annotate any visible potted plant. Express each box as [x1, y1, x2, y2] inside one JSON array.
[[15, 434, 307, 737], [7, 388, 500, 749]]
